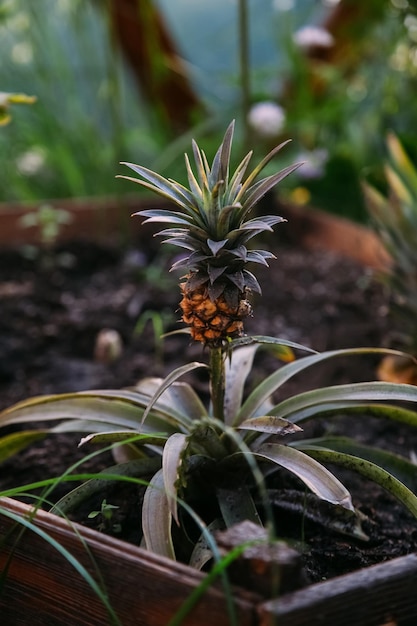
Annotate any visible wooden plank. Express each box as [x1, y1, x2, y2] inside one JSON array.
[[0, 497, 257, 626], [0, 196, 145, 246], [258, 553, 417, 626], [277, 201, 391, 271], [0, 197, 390, 272]]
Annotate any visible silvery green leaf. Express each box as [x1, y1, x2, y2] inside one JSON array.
[[297, 446, 417, 519], [227, 271, 245, 291], [141, 363, 208, 425], [240, 162, 303, 214], [78, 431, 167, 448], [293, 436, 417, 492], [159, 238, 196, 252], [207, 238, 228, 255], [217, 203, 241, 237], [119, 162, 195, 211], [134, 209, 194, 224], [226, 151, 253, 204], [270, 381, 417, 424], [142, 469, 175, 559], [162, 433, 188, 525], [189, 519, 223, 570], [236, 139, 293, 200], [216, 485, 261, 527], [228, 245, 247, 261], [191, 139, 209, 190], [224, 344, 259, 425], [216, 119, 235, 185], [50, 457, 161, 516], [254, 442, 354, 511], [228, 335, 313, 355], [237, 347, 416, 424], [273, 400, 417, 428], [207, 264, 226, 283], [246, 250, 276, 266], [238, 416, 302, 436], [184, 152, 203, 202], [0, 391, 147, 431], [241, 269, 261, 294], [133, 376, 207, 424], [0, 430, 47, 463]]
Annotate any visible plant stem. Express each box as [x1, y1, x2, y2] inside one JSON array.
[[238, 0, 251, 153], [209, 346, 225, 422]]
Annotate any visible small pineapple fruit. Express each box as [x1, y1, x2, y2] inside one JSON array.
[[119, 121, 301, 346]]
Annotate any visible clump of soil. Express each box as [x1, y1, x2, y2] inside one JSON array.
[[1, 234, 417, 585]]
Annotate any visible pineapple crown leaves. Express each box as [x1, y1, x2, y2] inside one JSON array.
[[118, 121, 302, 289]]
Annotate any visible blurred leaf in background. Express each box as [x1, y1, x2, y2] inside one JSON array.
[[0, 0, 167, 202], [0, 91, 36, 126], [1, 0, 417, 224]]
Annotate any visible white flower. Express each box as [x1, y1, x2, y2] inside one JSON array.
[[11, 41, 33, 64], [293, 26, 334, 50], [248, 101, 285, 139], [16, 147, 46, 176], [296, 149, 328, 180], [272, 0, 295, 11]]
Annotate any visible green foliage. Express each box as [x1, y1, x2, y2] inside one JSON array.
[[3, 0, 417, 225], [0, 0, 164, 202], [133, 309, 175, 366], [87, 499, 121, 533], [2, 340, 417, 565], [364, 133, 417, 356]]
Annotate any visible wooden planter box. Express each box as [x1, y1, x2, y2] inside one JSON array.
[[0, 497, 258, 626], [1, 497, 417, 626]]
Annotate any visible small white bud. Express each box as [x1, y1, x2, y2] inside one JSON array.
[[293, 26, 334, 50], [248, 101, 285, 139], [296, 149, 328, 180]]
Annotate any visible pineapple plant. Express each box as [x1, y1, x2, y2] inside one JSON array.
[[363, 132, 417, 385], [118, 121, 301, 346], [3, 121, 417, 572]]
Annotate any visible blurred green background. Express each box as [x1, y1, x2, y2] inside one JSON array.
[[1, 0, 417, 222]]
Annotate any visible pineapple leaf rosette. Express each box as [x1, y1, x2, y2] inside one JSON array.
[[3, 122, 417, 568], [119, 121, 300, 346], [363, 133, 417, 385]]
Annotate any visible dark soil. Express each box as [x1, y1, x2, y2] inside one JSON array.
[[1, 232, 417, 587]]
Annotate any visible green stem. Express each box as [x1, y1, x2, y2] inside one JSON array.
[[238, 0, 251, 153], [209, 346, 225, 422]]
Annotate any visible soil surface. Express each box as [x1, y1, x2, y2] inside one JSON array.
[[1, 231, 417, 587]]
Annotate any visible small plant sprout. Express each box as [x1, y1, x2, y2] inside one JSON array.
[[88, 499, 121, 534], [2, 122, 417, 568], [133, 309, 174, 366], [19, 203, 73, 269], [19, 204, 73, 248]]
